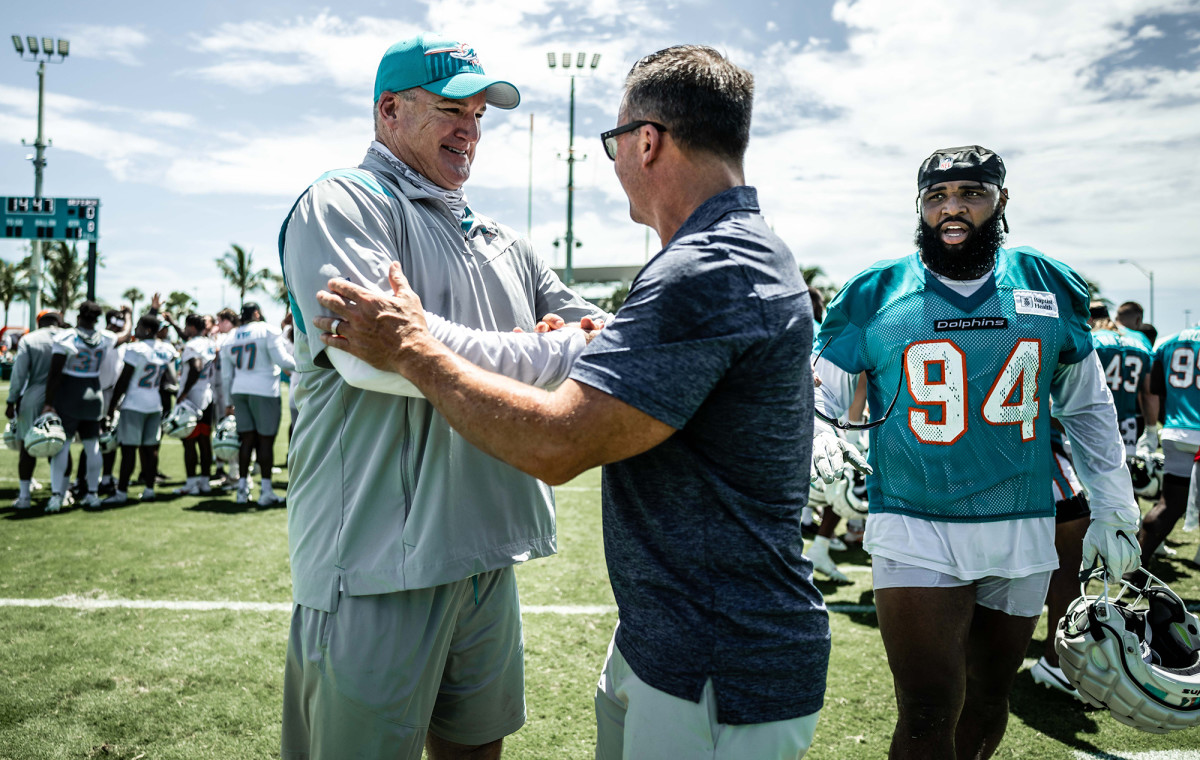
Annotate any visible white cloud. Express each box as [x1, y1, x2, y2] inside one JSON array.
[[1135, 24, 1165, 40], [64, 25, 149, 66]]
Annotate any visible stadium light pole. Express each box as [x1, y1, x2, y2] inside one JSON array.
[[12, 34, 69, 328], [547, 50, 601, 285], [1117, 258, 1154, 325]]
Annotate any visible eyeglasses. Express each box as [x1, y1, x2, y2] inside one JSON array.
[[812, 339, 905, 431], [600, 120, 668, 161]]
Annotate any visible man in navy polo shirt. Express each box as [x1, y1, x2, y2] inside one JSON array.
[[316, 45, 829, 759]]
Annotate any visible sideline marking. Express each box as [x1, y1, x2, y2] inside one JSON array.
[[1073, 752, 1200, 759], [0, 597, 618, 615], [0, 598, 1195, 616]]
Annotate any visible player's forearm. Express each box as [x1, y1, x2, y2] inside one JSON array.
[[401, 332, 594, 485]]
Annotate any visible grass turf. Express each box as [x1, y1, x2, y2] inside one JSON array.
[[1, 382, 1199, 758]]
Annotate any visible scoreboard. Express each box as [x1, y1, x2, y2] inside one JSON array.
[[2, 196, 100, 241]]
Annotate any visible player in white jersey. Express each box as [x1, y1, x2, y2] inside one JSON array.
[[210, 308, 239, 488], [102, 316, 178, 504], [4, 310, 64, 509], [220, 302, 295, 505], [43, 301, 125, 511], [174, 314, 219, 495], [96, 309, 132, 495]]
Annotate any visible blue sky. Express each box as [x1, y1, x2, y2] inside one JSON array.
[[2, 0, 1198, 333]]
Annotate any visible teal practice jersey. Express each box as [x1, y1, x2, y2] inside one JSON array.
[[1153, 328, 1200, 433], [1091, 328, 1151, 425], [816, 247, 1093, 522]]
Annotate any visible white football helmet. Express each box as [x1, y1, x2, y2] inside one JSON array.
[[2, 420, 18, 451], [99, 412, 119, 454], [24, 412, 67, 458], [1055, 568, 1200, 733], [809, 466, 869, 521], [162, 400, 201, 440], [1129, 453, 1164, 501], [213, 415, 240, 462]]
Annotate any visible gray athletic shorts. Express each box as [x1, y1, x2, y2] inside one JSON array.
[[1163, 440, 1200, 478], [872, 557, 1052, 618], [595, 630, 820, 760], [116, 409, 161, 447], [232, 393, 281, 436], [281, 566, 525, 759]]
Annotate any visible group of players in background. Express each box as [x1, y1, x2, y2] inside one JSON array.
[[4, 296, 295, 512]]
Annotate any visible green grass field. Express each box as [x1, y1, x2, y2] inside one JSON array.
[[1, 382, 1199, 759]]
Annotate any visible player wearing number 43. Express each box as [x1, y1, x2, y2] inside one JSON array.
[[811, 146, 1141, 759]]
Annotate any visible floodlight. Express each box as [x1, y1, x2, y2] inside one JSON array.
[[42, 38, 52, 55], [576, 52, 585, 68], [12, 35, 24, 54], [27, 36, 37, 54], [590, 53, 601, 69], [546, 51, 556, 68], [561, 52, 570, 67], [57, 39, 68, 57]]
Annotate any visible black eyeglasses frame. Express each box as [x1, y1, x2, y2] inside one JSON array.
[[600, 120, 668, 161]]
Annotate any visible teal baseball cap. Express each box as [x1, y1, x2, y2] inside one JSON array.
[[374, 33, 520, 109]]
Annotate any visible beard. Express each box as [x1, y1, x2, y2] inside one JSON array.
[[914, 210, 1006, 280]]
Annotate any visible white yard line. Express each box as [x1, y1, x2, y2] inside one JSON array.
[[0, 596, 618, 615], [1073, 752, 1200, 759], [0, 597, 1195, 617]]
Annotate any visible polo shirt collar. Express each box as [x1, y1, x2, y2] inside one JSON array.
[[668, 185, 760, 246]]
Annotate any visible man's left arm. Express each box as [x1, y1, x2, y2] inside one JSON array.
[[315, 270, 672, 484], [1052, 353, 1141, 580]]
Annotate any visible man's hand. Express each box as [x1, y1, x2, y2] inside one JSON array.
[[150, 292, 162, 312], [41, 404, 55, 416], [1081, 516, 1141, 583], [225, 405, 235, 417], [314, 261, 432, 375], [5, 401, 14, 420], [1135, 426, 1158, 462], [811, 431, 872, 484]]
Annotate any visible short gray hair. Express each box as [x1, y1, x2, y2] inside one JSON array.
[[622, 45, 754, 163]]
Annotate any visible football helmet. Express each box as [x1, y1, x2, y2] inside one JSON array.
[[24, 412, 67, 458], [99, 412, 119, 454], [213, 415, 240, 462], [162, 400, 200, 440], [1129, 452, 1164, 501], [2, 420, 19, 451], [810, 466, 869, 521], [1055, 567, 1200, 733]]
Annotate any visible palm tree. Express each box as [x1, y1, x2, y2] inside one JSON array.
[[0, 259, 23, 327], [266, 271, 290, 307], [166, 290, 197, 315], [123, 287, 145, 317], [800, 264, 841, 304], [42, 242, 87, 314], [216, 244, 271, 307]]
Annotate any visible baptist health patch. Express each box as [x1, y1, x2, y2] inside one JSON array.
[[1012, 289, 1059, 318]]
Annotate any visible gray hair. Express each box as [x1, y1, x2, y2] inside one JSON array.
[[622, 45, 754, 163]]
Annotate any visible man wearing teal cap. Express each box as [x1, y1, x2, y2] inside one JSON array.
[[279, 33, 602, 759]]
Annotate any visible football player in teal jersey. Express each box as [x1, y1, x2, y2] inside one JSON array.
[[811, 146, 1140, 759], [1137, 325, 1200, 566], [1089, 305, 1158, 455]]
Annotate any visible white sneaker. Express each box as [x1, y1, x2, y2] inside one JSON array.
[[46, 493, 64, 513], [141, 488, 156, 501], [11, 496, 32, 510], [257, 491, 284, 507], [1030, 656, 1082, 701], [30, 478, 43, 491], [828, 536, 848, 552], [174, 482, 200, 496], [102, 491, 128, 506], [808, 540, 850, 584], [82, 493, 102, 509], [1155, 543, 1177, 557], [236, 487, 250, 504]]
